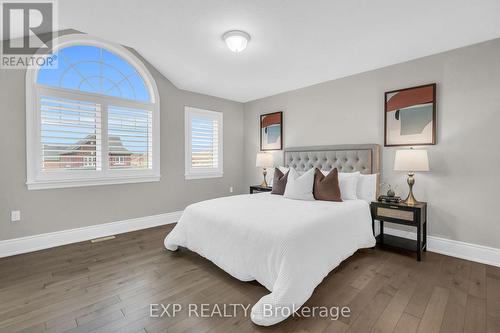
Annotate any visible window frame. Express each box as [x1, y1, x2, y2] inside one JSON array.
[[26, 34, 161, 190], [184, 106, 223, 180]]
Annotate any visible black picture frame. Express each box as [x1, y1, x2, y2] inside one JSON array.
[[260, 111, 283, 151], [384, 83, 437, 147]]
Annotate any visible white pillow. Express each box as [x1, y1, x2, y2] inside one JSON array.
[[321, 170, 360, 200], [278, 166, 289, 174], [278, 166, 305, 175], [283, 168, 315, 200], [357, 173, 378, 202]]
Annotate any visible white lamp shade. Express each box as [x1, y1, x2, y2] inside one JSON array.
[[394, 149, 429, 172], [256, 153, 274, 168]]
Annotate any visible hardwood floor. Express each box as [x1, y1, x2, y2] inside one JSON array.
[[0, 224, 498, 333]]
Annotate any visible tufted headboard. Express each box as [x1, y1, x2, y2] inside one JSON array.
[[284, 144, 381, 175]]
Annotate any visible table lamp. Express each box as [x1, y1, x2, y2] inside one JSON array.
[[394, 148, 429, 205], [256, 153, 274, 187]]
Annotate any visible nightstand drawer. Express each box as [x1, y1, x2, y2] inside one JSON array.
[[377, 207, 414, 221]]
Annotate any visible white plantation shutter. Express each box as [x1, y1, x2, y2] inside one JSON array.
[[107, 105, 153, 170], [191, 117, 219, 168], [185, 107, 223, 179], [40, 96, 101, 171]]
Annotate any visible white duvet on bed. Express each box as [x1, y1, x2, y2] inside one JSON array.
[[164, 193, 375, 326]]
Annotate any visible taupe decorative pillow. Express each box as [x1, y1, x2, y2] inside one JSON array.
[[313, 168, 342, 202], [271, 168, 288, 195]]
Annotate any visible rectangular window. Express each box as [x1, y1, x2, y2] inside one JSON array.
[[83, 156, 96, 167], [27, 94, 159, 190], [185, 107, 223, 179]]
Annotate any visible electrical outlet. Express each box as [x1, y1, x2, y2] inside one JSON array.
[[229, 186, 234, 193], [11, 210, 21, 222]]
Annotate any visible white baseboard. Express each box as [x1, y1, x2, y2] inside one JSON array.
[[2, 212, 499, 268], [0, 211, 182, 258], [380, 226, 500, 268]]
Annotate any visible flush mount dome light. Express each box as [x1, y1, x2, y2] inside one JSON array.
[[222, 30, 251, 53]]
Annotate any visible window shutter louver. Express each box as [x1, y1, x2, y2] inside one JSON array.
[[191, 116, 220, 169], [40, 96, 101, 171]]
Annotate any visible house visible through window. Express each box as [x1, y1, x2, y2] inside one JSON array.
[[111, 156, 126, 166], [83, 156, 96, 168], [185, 107, 223, 179], [26, 35, 160, 190]]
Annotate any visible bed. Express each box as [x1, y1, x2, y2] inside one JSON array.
[[164, 144, 380, 326]]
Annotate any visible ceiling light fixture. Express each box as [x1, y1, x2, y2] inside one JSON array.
[[222, 30, 251, 53]]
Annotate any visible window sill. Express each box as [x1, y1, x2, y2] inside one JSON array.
[[185, 173, 223, 180], [26, 175, 161, 190]]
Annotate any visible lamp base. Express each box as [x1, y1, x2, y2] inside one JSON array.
[[403, 172, 419, 206], [403, 192, 419, 206], [260, 168, 268, 187]]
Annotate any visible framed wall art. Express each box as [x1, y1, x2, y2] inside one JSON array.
[[385, 83, 436, 146], [260, 111, 283, 151]]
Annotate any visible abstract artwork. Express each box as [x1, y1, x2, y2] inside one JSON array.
[[260, 111, 283, 151], [385, 84, 436, 146]]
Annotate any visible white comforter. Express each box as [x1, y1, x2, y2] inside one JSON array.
[[164, 193, 375, 326]]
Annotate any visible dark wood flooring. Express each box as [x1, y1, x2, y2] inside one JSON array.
[[0, 224, 499, 333]]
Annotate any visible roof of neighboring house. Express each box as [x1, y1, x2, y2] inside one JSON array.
[[108, 136, 131, 155], [44, 135, 131, 156]]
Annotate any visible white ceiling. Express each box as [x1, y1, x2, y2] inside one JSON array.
[[54, 0, 500, 102]]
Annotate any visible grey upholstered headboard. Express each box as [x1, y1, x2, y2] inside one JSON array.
[[284, 144, 381, 175]]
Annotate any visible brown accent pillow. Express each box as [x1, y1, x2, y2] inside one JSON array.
[[313, 168, 342, 202], [271, 168, 288, 195]]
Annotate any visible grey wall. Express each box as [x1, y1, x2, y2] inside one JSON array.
[[244, 38, 500, 249], [0, 36, 244, 241], [2, 33, 499, 250]]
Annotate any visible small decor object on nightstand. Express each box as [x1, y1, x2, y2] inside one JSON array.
[[386, 185, 396, 197], [378, 183, 400, 202], [256, 153, 274, 187], [394, 148, 429, 206], [378, 195, 401, 203], [250, 185, 272, 194]]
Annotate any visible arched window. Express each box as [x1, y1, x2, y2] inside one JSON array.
[[26, 35, 160, 189]]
